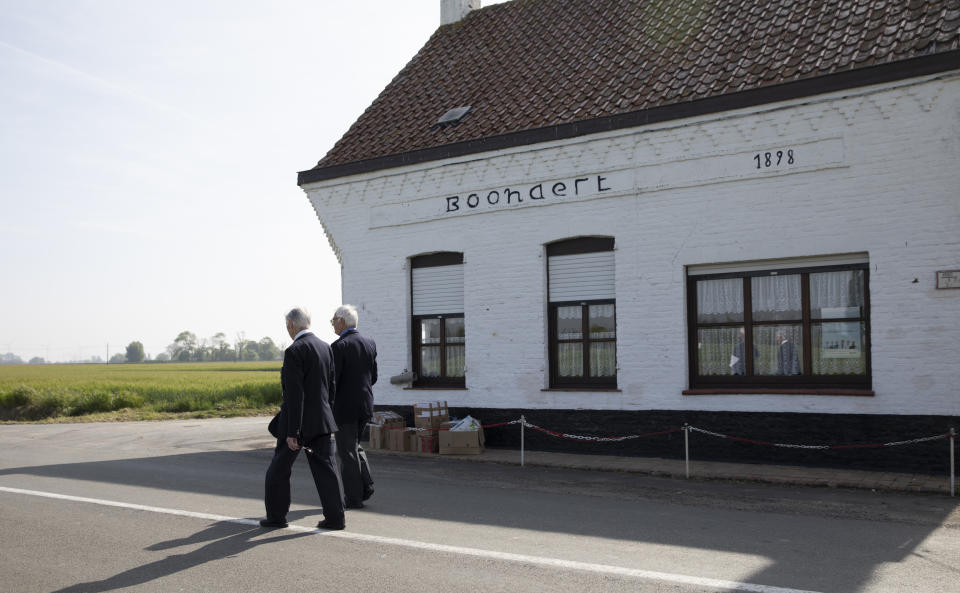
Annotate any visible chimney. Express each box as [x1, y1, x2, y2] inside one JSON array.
[[441, 0, 480, 25]]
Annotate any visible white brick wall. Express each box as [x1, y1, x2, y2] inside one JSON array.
[[304, 73, 960, 416]]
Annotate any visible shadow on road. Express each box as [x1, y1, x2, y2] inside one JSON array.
[[49, 521, 312, 593], [2, 449, 958, 593]]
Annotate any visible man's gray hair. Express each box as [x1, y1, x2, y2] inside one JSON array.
[[333, 304, 359, 328], [285, 307, 311, 331]]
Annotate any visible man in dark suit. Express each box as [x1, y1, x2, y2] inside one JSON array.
[[261, 307, 346, 530], [330, 304, 377, 509], [776, 331, 802, 376]]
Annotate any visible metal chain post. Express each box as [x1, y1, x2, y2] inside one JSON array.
[[520, 415, 525, 467], [950, 427, 955, 497], [684, 423, 690, 479]]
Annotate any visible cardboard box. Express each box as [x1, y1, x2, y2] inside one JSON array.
[[372, 411, 405, 427], [413, 401, 450, 430], [406, 429, 420, 451], [439, 427, 485, 455], [417, 432, 439, 453], [387, 425, 410, 451], [367, 424, 386, 449], [368, 411, 406, 450]]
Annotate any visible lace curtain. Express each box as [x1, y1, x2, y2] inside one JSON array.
[[697, 327, 741, 376], [751, 275, 802, 320], [556, 304, 616, 377], [697, 279, 743, 323], [752, 325, 803, 375], [811, 270, 864, 317], [557, 306, 582, 340], [589, 343, 616, 376], [446, 345, 465, 377], [589, 304, 616, 339], [811, 271, 865, 375], [557, 343, 582, 377], [420, 347, 440, 377]]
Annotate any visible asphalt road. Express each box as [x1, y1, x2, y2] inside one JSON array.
[[1, 418, 957, 593]]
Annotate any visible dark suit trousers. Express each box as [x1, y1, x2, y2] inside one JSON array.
[[264, 433, 345, 524], [335, 420, 373, 505]]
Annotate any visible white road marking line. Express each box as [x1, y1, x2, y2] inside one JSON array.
[[1, 486, 822, 593]]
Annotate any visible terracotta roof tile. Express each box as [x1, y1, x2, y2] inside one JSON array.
[[308, 0, 960, 173]]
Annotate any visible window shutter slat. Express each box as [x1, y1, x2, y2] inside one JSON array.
[[412, 265, 464, 315], [549, 252, 615, 302]]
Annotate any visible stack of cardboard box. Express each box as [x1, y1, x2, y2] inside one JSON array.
[[367, 411, 404, 450], [363, 403, 484, 455], [439, 415, 485, 455], [413, 401, 449, 453]]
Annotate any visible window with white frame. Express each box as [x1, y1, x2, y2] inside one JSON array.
[[547, 237, 617, 388], [687, 254, 871, 391], [411, 252, 465, 387]]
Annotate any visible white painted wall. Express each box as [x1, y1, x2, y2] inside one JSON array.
[[303, 73, 960, 416]]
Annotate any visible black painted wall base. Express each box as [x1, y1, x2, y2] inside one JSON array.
[[372, 405, 958, 476]]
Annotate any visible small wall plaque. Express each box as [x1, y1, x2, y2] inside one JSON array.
[[936, 270, 960, 289]]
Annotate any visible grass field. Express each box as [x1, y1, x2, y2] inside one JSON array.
[[0, 362, 282, 422]]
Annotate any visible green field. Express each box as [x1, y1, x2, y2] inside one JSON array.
[[0, 362, 282, 422]]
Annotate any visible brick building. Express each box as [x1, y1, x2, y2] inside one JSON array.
[[297, 0, 960, 472]]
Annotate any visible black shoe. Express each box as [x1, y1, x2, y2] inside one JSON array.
[[317, 519, 345, 530], [259, 518, 288, 529], [362, 487, 374, 501], [345, 501, 365, 509]]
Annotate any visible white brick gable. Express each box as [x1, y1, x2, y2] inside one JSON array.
[[303, 73, 960, 417]]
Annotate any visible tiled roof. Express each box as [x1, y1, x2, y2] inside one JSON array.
[[303, 0, 960, 180]]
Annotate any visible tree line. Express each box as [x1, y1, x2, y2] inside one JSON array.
[[0, 331, 284, 365], [0, 353, 42, 365], [157, 331, 283, 362]]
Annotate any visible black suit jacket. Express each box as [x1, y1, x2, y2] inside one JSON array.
[[279, 332, 338, 442], [330, 329, 377, 423], [777, 339, 801, 376]]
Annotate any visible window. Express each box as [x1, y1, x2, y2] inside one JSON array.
[[411, 252, 465, 387], [687, 255, 871, 391], [547, 237, 617, 388]]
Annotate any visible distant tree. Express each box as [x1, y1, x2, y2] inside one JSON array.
[[125, 341, 145, 363], [190, 337, 209, 362], [159, 330, 282, 363], [239, 341, 260, 361], [109, 353, 126, 364], [211, 332, 236, 361], [256, 337, 282, 361], [168, 331, 198, 361], [28, 356, 46, 364], [0, 352, 24, 365], [88, 355, 104, 364], [234, 332, 247, 361]]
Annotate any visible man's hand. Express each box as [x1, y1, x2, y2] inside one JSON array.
[[286, 436, 300, 451]]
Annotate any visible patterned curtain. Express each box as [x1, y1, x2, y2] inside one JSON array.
[[420, 347, 440, 377], [697, 327, 742, 376], [751, 275, 802, 320], [589, 342, 616, 376], [446, 345, 465, 377], [557, 343, 583, 377], [811, 271, 865, 375], [697, 278, 743, 323]]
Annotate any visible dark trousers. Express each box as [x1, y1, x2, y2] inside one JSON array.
[[264, 433, 345, 524], [334, 420, 373, 505]]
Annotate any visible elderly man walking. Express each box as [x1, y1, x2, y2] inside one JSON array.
[[261, 307, 346, 530], [330, 304, 377, 509]]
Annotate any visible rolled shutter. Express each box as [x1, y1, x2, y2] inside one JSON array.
[[548, 251, 615, 302], [687, 253, 869, 276], [412, 264, 464, 315]]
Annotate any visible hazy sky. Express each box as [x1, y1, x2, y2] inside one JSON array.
[[0, 1, 508, 362]]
